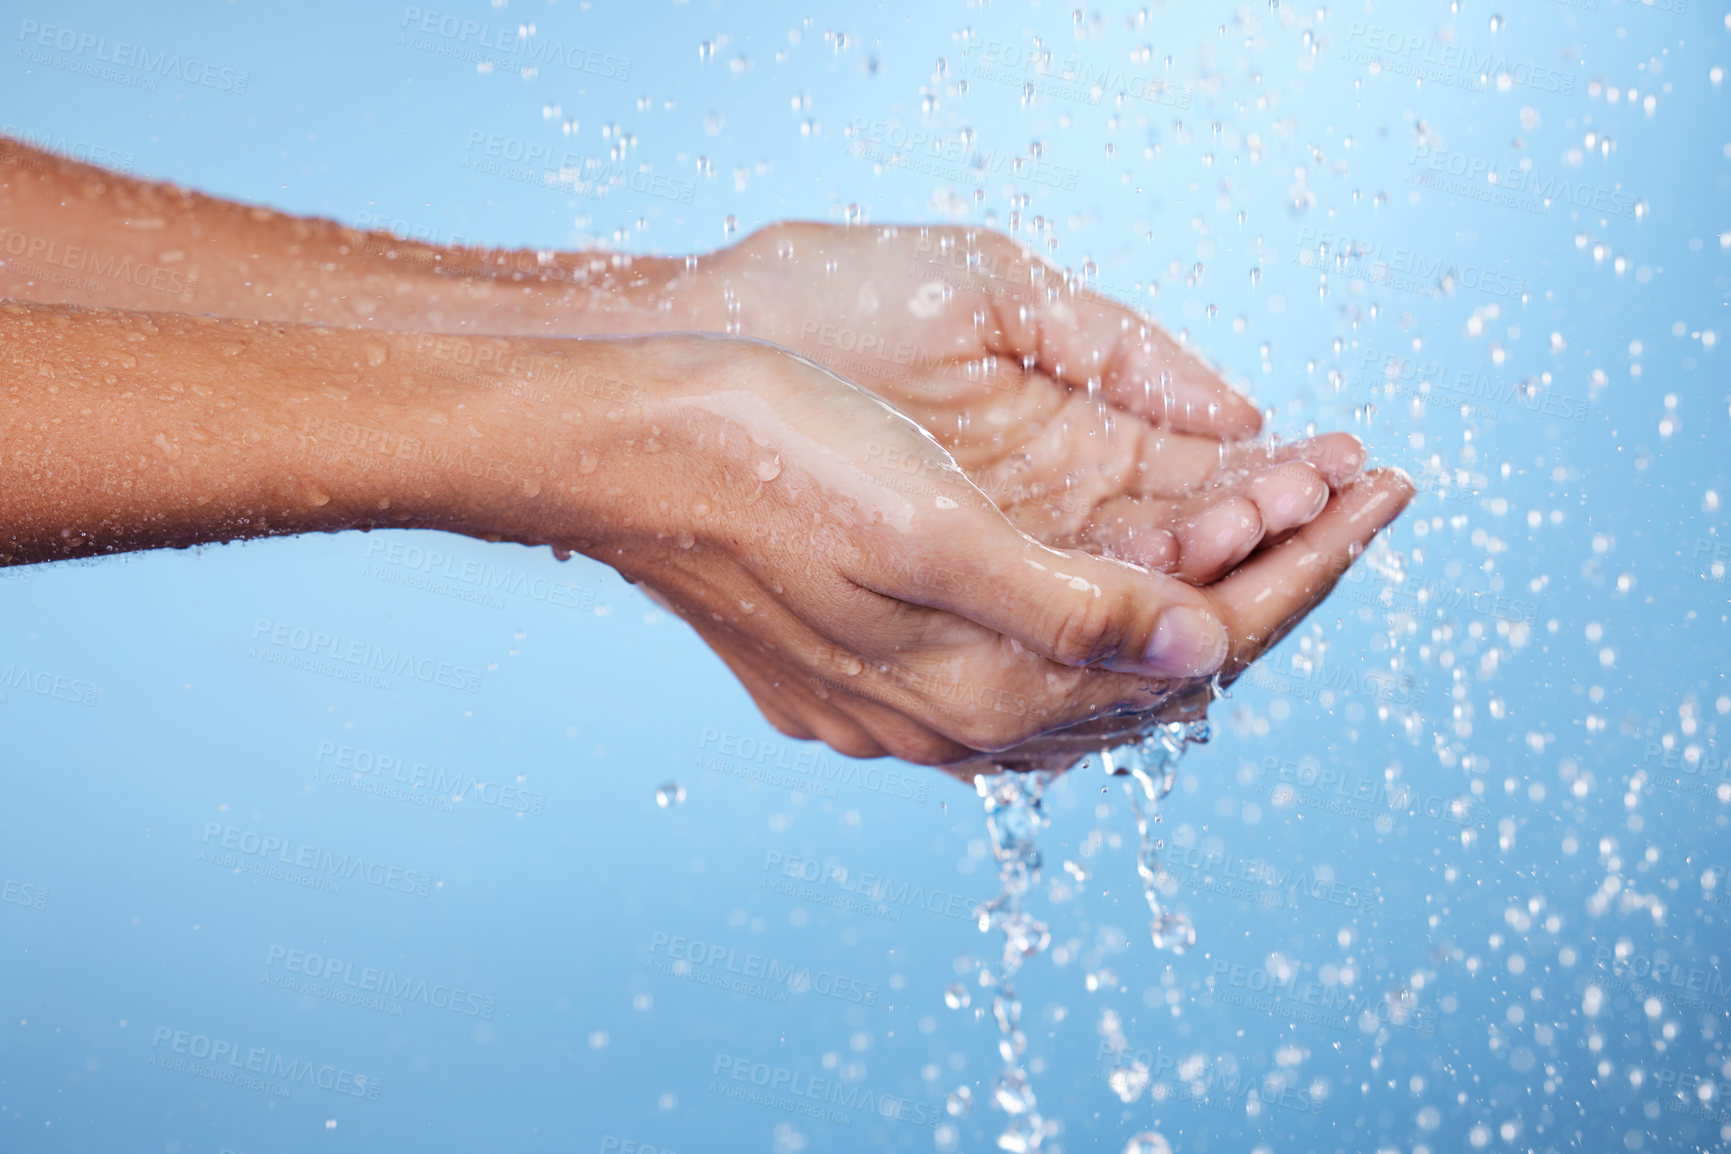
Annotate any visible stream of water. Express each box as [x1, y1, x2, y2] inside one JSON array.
[[969, 719, 1212, 1152]]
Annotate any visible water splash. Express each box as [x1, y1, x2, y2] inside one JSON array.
[[972, 768, 1056, 1151], [966, 720, 1210, 1149], [1101, 720, 1211, 953]]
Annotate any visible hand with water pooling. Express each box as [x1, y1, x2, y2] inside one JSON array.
[[0, 304, 1411, 769], [0, 139, 1414, 771]]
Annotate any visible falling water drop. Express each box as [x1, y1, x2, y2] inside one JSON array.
[[655, 783, 686, 808]]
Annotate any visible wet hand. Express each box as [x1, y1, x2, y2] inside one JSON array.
[[493, 335, 1411, 768], [680, 223, 1365, 583], [934, 466, 1415, 780]]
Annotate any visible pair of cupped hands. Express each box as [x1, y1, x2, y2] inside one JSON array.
[[553, 224, 1412, 779]]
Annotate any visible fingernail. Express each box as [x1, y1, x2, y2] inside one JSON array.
[[1141, 607, 1229, 677]]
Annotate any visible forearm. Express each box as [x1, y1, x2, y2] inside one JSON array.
[[0, 302, 636, 565], [0, 137, 686, 336]]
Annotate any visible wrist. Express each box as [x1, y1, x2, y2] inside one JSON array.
[[414, 248, 696, 338], [413, 333, 667, 552]]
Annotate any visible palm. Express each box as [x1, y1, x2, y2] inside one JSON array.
[[686, 223, 1365, 583]]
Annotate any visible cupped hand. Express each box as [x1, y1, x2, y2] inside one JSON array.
[[493, 334, 1410, 768], [935, 466, 1414, 780], [673, 223, 1367, 583]]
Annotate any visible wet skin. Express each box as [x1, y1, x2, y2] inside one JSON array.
[[0, 138, 1414, 771]]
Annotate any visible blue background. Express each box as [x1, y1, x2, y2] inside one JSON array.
[[2, 1, 1728, 1151]]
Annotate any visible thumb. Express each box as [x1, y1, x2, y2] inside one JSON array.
[[856, 500, 1231, 680]]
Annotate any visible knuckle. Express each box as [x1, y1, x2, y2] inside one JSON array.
[[1040, 592, 1124, 668]]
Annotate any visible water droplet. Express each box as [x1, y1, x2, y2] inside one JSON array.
[[1124, 1133, 1173, 1154], [944, 983, 971, 1010], [655, 783, 686, 808], [755, 458, 783, 481]]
